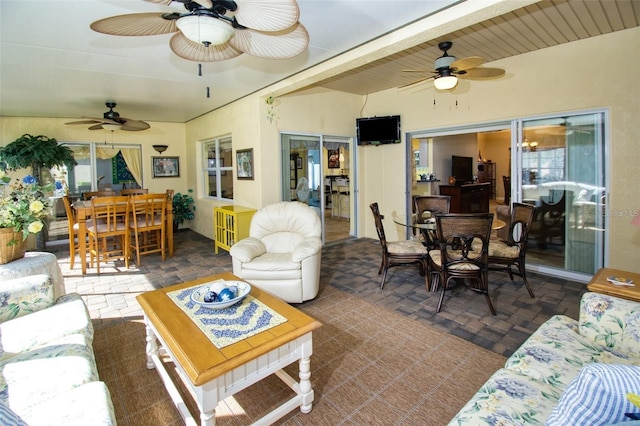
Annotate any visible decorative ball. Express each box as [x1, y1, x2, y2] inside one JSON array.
[[204, 291, 217, 303], [217, 288, 236, 302], [209, 282, 226, 294]]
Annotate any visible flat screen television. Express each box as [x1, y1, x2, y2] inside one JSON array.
[[451, 155, 473, 185], [356, 115, 401, 145]]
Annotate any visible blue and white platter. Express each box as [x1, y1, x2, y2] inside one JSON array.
[[190, 280, 251, 309]]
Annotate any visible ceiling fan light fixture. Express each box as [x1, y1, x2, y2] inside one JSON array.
[[176, 15, 234, 46], [434, 75, 457, 90], [102, 123, 123, 132]]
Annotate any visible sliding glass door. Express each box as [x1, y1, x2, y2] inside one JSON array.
[[517, 112, 606, 275]]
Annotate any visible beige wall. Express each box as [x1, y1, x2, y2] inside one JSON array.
[[2, 27, 639, 272], [357, 27, 639, 271]]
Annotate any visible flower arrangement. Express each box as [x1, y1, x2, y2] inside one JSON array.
[[0, 173, 52, 245]]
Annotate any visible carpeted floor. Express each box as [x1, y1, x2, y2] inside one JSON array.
[[93, 285, 505, 425]]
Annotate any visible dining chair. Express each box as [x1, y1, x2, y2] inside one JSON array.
[[83, 190, 116, 200], [370, 202, 429, 290], [413, 195, 451, 249], [334, 178, 349, 219], [488, 202, 537, 298], [121, 188, 148, 196], [87, 195, 131, 274], [429, 212, 495, 314], [128, 193, 167, 266], [61, 195, 84, 270]]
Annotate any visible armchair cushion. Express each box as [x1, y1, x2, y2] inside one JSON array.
[[292, 238, 323, 262], [229, 237, 266, 263]]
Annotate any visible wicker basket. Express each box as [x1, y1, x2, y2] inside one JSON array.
[[0, 228, 27, 264]]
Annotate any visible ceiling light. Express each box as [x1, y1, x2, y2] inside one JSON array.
[[176, 15, 234, 46], [102, 124, 122, 132], [434, 75, 458, 90], [152, 145, 168, 154]]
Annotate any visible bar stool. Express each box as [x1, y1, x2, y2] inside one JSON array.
[[334, 178, 349, 219]]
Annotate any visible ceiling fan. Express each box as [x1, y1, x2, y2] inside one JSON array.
[[399, 41, 506, 90], [89, 0, 309, 62], [65, 102, 151, 131]]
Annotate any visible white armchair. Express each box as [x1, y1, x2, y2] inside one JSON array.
[[230, 201, 322, 303]]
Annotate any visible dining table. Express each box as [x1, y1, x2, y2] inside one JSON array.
[[73, 197, 174, 274]]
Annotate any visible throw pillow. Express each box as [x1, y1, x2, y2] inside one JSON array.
[[0, 399, 28, 426], [546, 364, 640, 426]]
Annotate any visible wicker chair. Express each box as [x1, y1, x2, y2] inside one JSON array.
[[488, 202, 537, 298], [413, 195, 451, 249], [370, 202, 429, 290], [429, 213, 495, 314]]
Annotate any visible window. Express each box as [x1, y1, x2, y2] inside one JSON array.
[[203, 136, 233, 200]]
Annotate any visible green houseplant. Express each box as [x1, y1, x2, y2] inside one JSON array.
[[173, 189, 195, 230], [0, 134, 77, 182]]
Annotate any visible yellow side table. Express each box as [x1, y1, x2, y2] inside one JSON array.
[[213, 205, 256, 254]]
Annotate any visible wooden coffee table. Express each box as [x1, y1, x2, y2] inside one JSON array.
[[136, 272, 322, 426], [586, 267, 640, 302]]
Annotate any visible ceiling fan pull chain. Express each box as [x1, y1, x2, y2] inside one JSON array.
[[206, 87, 211, 98], [198, 63, 203, 76]]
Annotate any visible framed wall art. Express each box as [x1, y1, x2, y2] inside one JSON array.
[[236, 149, 254, 180], [152, 156, 180, 178], [328, 149, 340, 169]]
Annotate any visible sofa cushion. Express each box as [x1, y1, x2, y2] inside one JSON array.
[[0, 274, 54, 323], [579, 292, 640, 358], [17, 381, 116, 426], [0, 293, 93, 362], [447, 368, 562, 426], [505, 315, 639, 390], [546, 364, 640, 426], [0, 332, 99, 412]]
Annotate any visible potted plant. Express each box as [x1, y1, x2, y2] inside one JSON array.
[[0, 134, 77, 184], [173, 189, 195, 231], [0, 173, 52, 263]]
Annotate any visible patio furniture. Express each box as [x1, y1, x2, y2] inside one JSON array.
[[430, 212, 494, 314], [488, 202, 537, 298], [370, 202, 429, 290], [230, 201, 322, 303]]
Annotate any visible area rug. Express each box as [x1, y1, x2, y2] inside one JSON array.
[[93, 285, 506, 426]]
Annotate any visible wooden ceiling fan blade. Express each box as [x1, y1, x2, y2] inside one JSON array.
[[397, 76, 434, 89], [458, 67, 505, 80], [169, 32, 242, 61], [120, 119, 151, 131], [65, 120, 101, 125], [91, 13, 177, 36], [451, 56, 483, 71], [144, 0, 174, 5], [88, 124, 106, 131], [402, 69, 434, 73], [234, 0, 300, 31], [229, 23, 309, 59]]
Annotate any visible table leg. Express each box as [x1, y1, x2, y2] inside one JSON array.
[[166, 202, 174, 257], [299, 356, 313, 414], [77, 214, 88, 274], [144, 320, 158, 370]]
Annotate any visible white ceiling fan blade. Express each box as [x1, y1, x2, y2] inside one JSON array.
[[451, 56, 483, 71], [91, 13, 178, 36], [230, 23, 309, 59], [169, 32, 242, 61], [458, 67, 505, 80], [234, 0, 300, 31]]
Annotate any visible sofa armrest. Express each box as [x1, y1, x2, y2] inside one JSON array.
[[579, 292, 640, 356], [292, 237, 323, 262], [0, 274, 55, 323], [230, 237, 266, 263]]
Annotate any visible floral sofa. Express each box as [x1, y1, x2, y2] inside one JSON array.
[[0, 274, 116, 425], [449, 292, 640, 425]]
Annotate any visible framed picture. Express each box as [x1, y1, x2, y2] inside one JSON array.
[[236, 149, 254, 180], [153, 156, 180, 178], [296, 156, 303, 169], [328, 149, 340, 169]]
